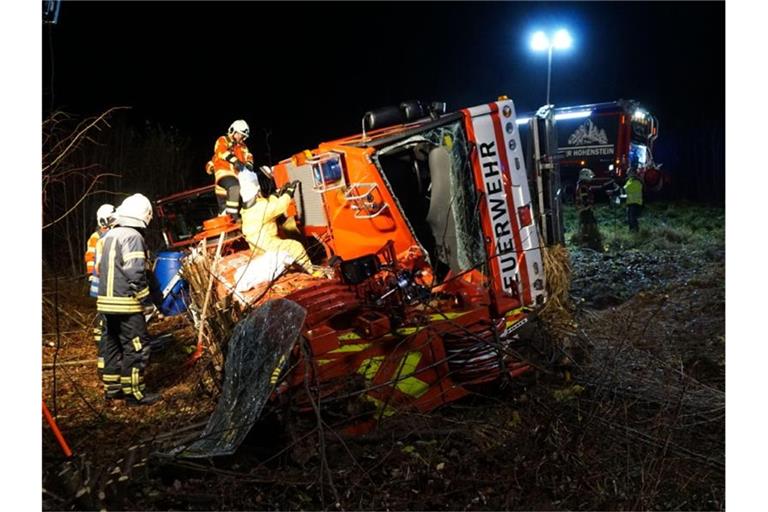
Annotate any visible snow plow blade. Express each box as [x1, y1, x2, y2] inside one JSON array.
[[177, 299, 306, 458]]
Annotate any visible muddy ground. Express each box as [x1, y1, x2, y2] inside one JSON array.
[[42, 201, 724, 511]]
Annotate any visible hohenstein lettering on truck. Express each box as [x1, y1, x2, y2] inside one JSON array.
[[478, 140, 518, 294]]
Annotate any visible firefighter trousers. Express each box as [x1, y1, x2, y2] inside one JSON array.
[[627, 204, 641, 232], [94, 314, 105, 375], [100, 313, 152, 399], [216, 176, 241, 218]]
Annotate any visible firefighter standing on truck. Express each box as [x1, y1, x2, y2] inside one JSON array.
[[85, 204, 116, 373], [238, 170, 312, 272], [624, 167, 644, 232], [97, 193, 160, 405], [206, 120, 254, 221]]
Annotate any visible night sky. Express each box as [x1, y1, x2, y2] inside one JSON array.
[[42, 1, 725, 193]]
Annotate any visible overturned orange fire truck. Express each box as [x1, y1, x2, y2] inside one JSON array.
[[155, 98, 563, 456]]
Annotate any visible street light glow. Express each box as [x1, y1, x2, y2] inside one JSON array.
[[531, 31, 550, 51], [529, 27, 574, 106], [553, 29, 572, 49]]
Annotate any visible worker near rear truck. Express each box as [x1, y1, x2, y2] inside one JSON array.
[[205, 119, 254, 222], [96, 193, 161, 405], [624, 167, 644, 232], [84, 204, 116, 373], [237, 170, 313, 273]]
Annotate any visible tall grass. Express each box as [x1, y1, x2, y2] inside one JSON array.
[[563, 202, 725, 254]]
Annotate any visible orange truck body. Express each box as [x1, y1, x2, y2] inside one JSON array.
[[157, 98, 549, 434]]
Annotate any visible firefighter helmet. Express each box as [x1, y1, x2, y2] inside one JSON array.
[[116, 194, 153, 228], [238, 170, 261, 204], [96, 204, 116, 228], [228, 119, 250, 139], [579, 168, 595, 181]]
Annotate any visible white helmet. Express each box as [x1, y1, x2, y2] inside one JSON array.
[[228, 119, 250, 139], [116, 193, 153, 228], [238, 170, 261, 204], [579, 168, 595, 181], [96, 203, 116, 228]]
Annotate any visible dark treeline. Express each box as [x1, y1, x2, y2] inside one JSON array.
[[42, 110, 194, 279]]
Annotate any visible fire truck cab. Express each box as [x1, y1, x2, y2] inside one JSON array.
[[517, 100, 662, 199]]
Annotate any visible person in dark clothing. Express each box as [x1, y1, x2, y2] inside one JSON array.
[[96, 193, 161, 406]]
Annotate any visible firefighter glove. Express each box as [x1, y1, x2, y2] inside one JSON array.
[[284, 180, 300, 198]]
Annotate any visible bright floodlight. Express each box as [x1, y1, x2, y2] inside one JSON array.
[[552, 29, 572, 49], [531, 31, 550, 51]]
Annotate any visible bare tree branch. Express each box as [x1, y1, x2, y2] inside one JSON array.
[[43, 106, 130, 174], [42, 173, 121, 229]]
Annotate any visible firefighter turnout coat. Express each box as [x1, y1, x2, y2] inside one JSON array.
[[210, 135, 254, 192], [96, 226, 151, 314]]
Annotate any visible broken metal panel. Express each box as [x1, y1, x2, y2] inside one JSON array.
[[177, 299, 307, 458]]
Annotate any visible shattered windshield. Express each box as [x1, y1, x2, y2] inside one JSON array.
[[373, 121, 487, 279]]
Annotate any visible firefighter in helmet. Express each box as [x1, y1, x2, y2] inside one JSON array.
[[238, 171, 312, 273], [205, 120, 254, 221], [85, 204, 116, 373], [85, 204, 116, 298], [97, 193, 161, 405]]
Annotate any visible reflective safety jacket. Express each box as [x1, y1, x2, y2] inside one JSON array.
[[210, 135, 254, 193], [84, 230, 101, 275], [85, 228, 109, 297], [624, 177, 644, 206], [96, 226, 151, 314]]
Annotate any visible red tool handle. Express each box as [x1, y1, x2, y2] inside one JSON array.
[[42, 400, 73, 458]]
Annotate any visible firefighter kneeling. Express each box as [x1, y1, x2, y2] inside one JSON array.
[[96, 193, 161, 405], [238, 171, 312, 273]]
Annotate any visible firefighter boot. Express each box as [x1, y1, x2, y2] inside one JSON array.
[[124, 392, 162, 406], [105, 387, 124, 401]]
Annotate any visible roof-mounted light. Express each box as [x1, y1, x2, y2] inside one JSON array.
[[554, 110, 591, 120]]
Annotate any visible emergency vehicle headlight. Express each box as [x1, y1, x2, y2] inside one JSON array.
[[633, 109, 646, 120], [609, 164, 615, 171]]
